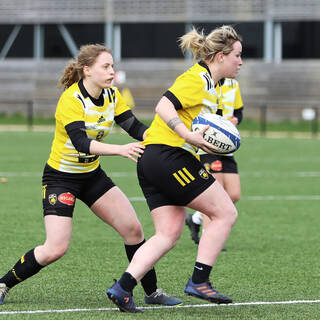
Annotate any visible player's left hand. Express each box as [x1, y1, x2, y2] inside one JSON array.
[[229, 116, 238, 126]]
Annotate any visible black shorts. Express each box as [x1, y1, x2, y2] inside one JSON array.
[[137, 144, 215, 211], [42, 164, 115, 217], [199, 154, 238, 174]]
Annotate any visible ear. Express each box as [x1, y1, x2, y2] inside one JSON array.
[[216, 52, 224, 63], [83, 65, 91, 77]]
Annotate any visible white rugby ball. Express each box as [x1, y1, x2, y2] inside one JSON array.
[[191, 113, 241, 154]]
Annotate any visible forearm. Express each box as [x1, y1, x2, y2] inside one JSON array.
[[89, 140, 121, 156]]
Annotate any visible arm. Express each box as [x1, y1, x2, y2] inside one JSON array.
[[89, 140, 144, 163], [231, 107, 243, 125], [155, 96, 218, 154], [65, 121, 144, 163], [114, 110, 148, 141]]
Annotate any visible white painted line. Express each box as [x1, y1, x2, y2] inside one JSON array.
[[127, 195, 320, 202], [1, 300, 320, 315], [245, 195, 320, 201]]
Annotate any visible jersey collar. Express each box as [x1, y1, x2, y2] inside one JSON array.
[[198, 60, 225, 87], [78, 79, 105, 106]]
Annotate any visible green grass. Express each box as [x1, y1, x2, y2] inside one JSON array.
[[0, 131, 320, 319]]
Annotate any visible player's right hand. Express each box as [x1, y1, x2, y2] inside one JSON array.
[[119, 142, 145, 162]]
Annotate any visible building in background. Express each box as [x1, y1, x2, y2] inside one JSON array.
[[0, 0, 320, 123]]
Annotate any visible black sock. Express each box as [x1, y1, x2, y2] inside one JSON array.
[[124, 240, 157, 296], [191, 262, 212, 284], [0, 249, 44, 289], [118, 272, 137, 293]]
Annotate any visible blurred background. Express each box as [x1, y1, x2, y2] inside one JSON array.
[[0, 0, 320, 135]]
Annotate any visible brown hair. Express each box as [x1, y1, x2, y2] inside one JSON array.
[[179, 25, 242, 62], [59, 44, 112, 90]]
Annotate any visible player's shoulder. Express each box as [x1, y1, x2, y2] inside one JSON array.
[[223, 78, 239, 88], [107, 85, 118, 92], [58, 82, 83, 107], [176, 63, 207, 87]]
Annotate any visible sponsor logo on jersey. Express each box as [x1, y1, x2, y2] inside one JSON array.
[[48, 194, 57, 205], [211, 160, 223, 172], [58, 192, 75, 206], [199, 168, 209, 180], [97, 116, 106, 123]]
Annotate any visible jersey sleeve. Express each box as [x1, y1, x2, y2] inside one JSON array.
[[55, 94, 85, 127], [114, 87, 131, 116], [233, 82, 244, 110], [165, 73, 205, 110]]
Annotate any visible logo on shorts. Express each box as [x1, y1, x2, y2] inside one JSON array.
[[48, 194, 57, 205], [58, 192, 75, 206], [211, 160, 223, 172], [203, 162, 211, 173], [199, 168, 209, 180]]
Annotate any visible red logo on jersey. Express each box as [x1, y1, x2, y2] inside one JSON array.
[[58, 192, 75, 206], [211, 160, 223, 172]]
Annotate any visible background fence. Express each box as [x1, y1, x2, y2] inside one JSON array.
[[0, 0, 320, 133]]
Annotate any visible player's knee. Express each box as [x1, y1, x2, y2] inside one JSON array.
[[230, 192, 241, 203], [154, 227, 181, 251], [45, 244, 69, 263], [227, 205, 238, 226], [122, 221, 144, 242], [162, 229, 182, 249], [215, 203, 237, 227]]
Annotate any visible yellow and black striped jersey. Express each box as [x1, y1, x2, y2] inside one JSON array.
[[143, 61, 223, 156], [219, 78, 243, 119], [47, 80, 130, 173], [198, 78, 243, 157]]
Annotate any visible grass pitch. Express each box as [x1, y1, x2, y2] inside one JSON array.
[[0, 130, 319, 319]]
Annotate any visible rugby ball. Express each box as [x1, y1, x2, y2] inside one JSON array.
[[191, 113, 241, 154]]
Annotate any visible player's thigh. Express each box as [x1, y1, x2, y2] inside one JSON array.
[[90, 186, 143, 237], [188, 180, 237, 221], [212, 172, 224, 185], [43, 215, 73, 248], [152, 206, 186, 239]]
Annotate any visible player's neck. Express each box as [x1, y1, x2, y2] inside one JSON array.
[[204, 60, 222, 86], [83, 79, 102, 99]]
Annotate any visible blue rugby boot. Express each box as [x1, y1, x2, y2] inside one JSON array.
[[184, 278, 232, 304], [107, 281, 142, 313]]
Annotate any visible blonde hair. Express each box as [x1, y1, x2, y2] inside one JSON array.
[[59, 44, 112, 90], [179, 25, 242, 62]]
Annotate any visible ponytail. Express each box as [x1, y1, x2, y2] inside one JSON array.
[[179, 25, 241, 62], [59, 60, 81, 90]]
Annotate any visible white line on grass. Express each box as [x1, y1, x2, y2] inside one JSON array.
[[1, 300, 320, 315], [128, 195, 320, 202], [244, 195, 320, 201]]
